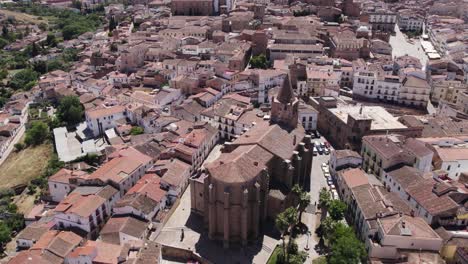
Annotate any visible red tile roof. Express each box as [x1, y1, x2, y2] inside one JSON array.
[[54, 193, 105, 218], [127, 173, 166, 203]]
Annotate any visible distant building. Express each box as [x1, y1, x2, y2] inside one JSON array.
[[398, 11, 424, 32], [361, 134, 433, 179], [85, 105, 127, 137], [399, 75, 431, 108], [311, 97, 422, 150]]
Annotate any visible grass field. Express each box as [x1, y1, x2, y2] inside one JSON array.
[[0, 9, 47, 25], [0, 142, 53, 189]]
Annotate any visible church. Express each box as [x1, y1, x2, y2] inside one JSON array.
[[190, 75, 313, 248]]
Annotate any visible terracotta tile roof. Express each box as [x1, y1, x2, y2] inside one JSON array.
[[89, 147, 152, 184], [87, 240, 123, 264], [45, 231, 83, 258], [86, 105, 126, 119], [154, 158, 191, 187], [54, 192, 105, 218], [7, 251, 50, 264], [100, 217, 147, 245], [387, 166, 426, 189], [115, 192, 159, 215], [206, 144, 273, 184], [379, 214, 441, 239], [127, 174, 166, 203], [17, 223, 51, 241], [334, 149, 361, 160], [435, 148, 468, 161], [232, 121, 306, 160], [48, 168, 88, 184], [339, 168, 369, 189], [406, 179, 460, 215]]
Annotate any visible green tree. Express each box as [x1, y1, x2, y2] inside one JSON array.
[[109, 16, 117, 32], [318, 187, 331, 220], [63, 48, 79, 62], [1, 25, 8, 38], [250, 54, 268, 69], [130, 126, 144, 135], [275, 211, 289, 262], [57, 96, 84, 126], [0, 69, 8, 80], [0, 221, 11, 247], [46, 33, 57, 47], [14, 142, 25, 152], [328, 199, 347, 221], [291, 184, 310, 224], [9, 68, 38, 90], [72, 0, 82, 9], [31, 41, 40, 57], [0, 38, 8, 49], [25, 121, 49, 146], [283, 207, 299, 263], [316, 216, 337, 241], [33, 60, 48, 74], [329, 232, 367, 264]]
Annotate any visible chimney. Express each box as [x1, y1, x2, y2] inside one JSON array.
[[293, 135, 297, 145]]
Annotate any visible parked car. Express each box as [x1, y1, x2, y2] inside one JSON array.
[[327, 179, 333, 186], [321, 163, 328, 169], [319, 142, 325, 149], [323, 167, 330, 174], [330, 184, 336, 190], [324, 148, 330, 155], [313, 147, 318, 156], [314, 131, 321, 138], [317, 146, 323, 154], [324, 172, 331, 178]]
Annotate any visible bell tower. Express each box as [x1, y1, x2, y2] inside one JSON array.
[[271, 75, 299, 129]]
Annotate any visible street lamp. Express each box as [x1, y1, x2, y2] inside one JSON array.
[[305, 231, 311, 251]]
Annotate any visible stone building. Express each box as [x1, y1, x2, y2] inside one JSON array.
[[271, 77, 299, 128], [190, 77, 313, 248], [171, 0, 214, 16], [310, 96, 423, 150]]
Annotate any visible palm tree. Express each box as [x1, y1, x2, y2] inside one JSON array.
[[292, 184, 310, 224], [275, 212, 289, 262], [298, 192, 311, 224], [284, 207, 299, 263], [318, 187, 331, 221]]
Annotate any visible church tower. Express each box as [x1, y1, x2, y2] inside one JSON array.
[[271, 75, 299, 129]]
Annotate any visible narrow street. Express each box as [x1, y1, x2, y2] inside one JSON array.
[[297, 136, 331, 263], [0, 125, 25, 167]]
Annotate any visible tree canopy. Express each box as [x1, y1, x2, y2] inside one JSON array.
[[329, 231, 367, 264], [57, 96, 84, 126], [130, 126, 144, 135], [25, 121, 49, 146], [328, 199, 347, 221], [250, 54, 268, 69], [9, 68, 38, 90]]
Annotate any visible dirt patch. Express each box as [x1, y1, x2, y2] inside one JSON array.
[[0, 9, 47, 25], [0, 143, 53, 189]]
